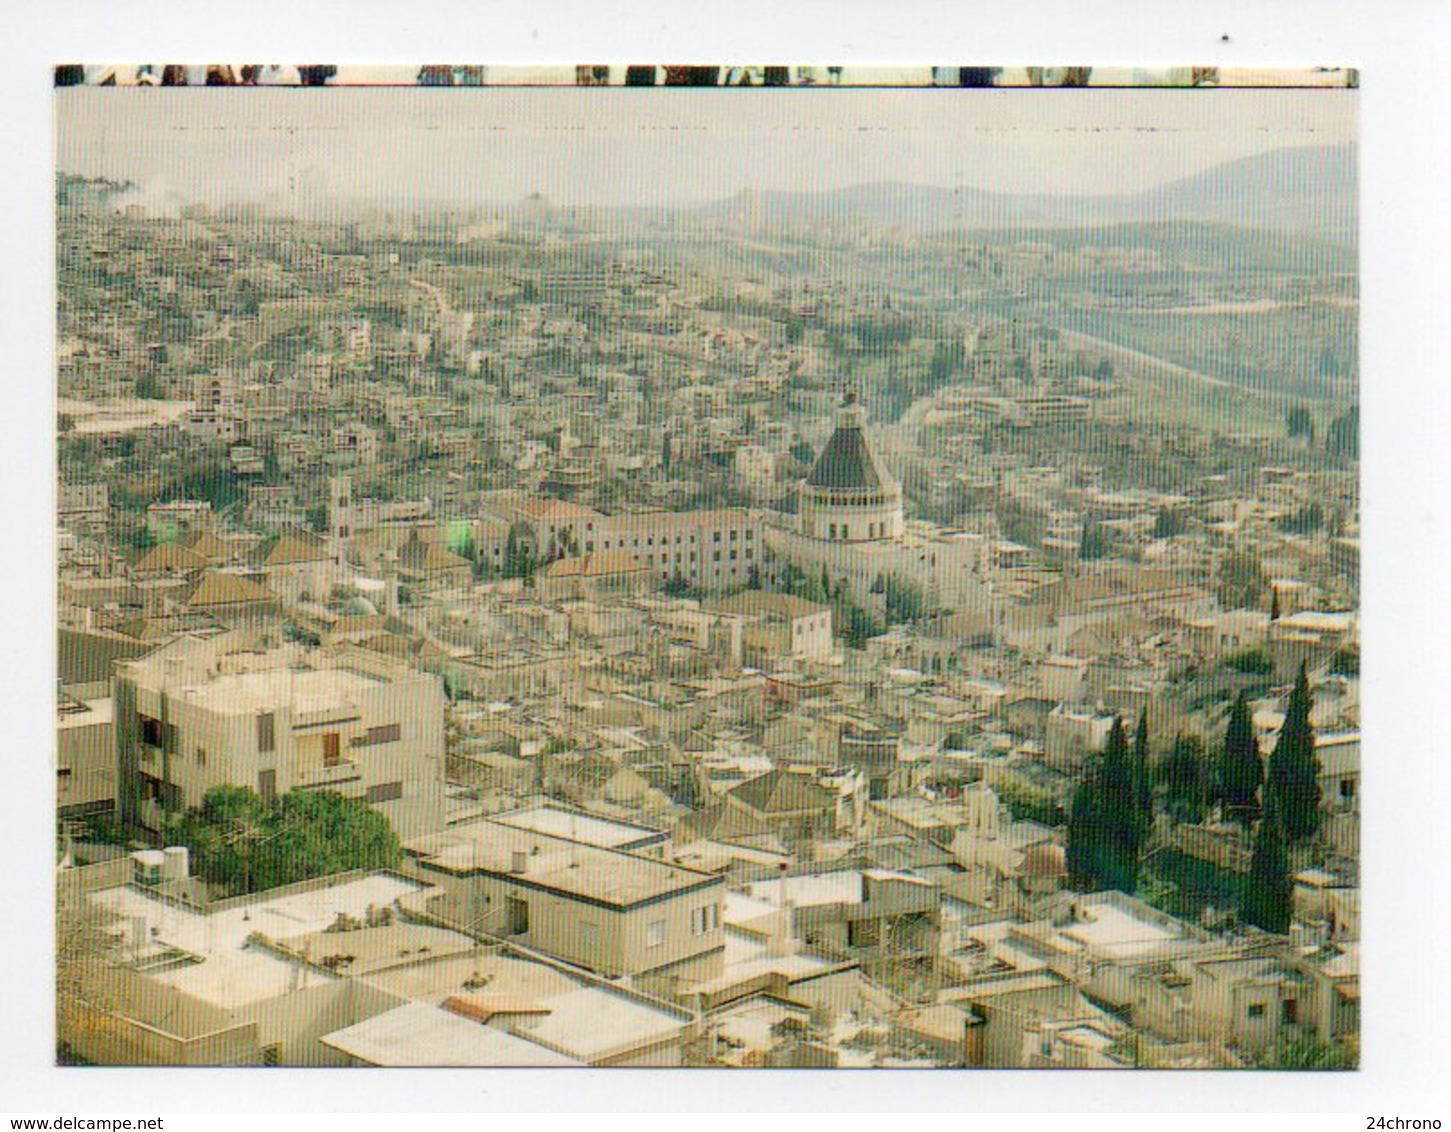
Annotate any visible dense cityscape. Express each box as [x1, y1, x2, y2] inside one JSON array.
[[56, 129, 1359, 1069]]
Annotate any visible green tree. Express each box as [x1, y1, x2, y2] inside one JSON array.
[[1217, 551, 1269, 612], [1218, 690, 1264, 828], [1258, 1034, 1358, 1070], [1079, 521, 1111, 562], [1325, 407, 1358, 460], [1279, 503, 1325, 535], [884, 575, 925, 625], [1241, 794, 1293, 934], [1285, 406, 1315, 443], [1152, 509, 1185, 540], [1067, 718, 1143, 894], [171, 785, 401, 896], [844, 606, 880, 646], [1161, 734, 1208, 825], [1267, 666, 1321, 842], [1133, 713, 1154, 831], [306, 503, 328, 534]]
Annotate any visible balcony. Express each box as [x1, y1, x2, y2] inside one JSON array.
[[295, 759, 362, 788]]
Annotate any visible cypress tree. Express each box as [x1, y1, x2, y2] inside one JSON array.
[[1219, 690, 1263, 828], [1066, 776, 1107, 892], [1268, 665, 1322, 841], [1133, 712, 1154, 833], [1241, 792, 1294, 934], [1162, 734, 1208, 825], [1270, 587, 1281, 621], [1066, 718, 1142, 894]]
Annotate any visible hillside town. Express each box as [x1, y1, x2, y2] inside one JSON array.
[[56, 168, 1359, 1070]]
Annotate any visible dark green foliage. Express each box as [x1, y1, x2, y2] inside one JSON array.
[[1161, 734, 1208, 825], [928, 340, 965, 384], [1257, 1034, 1357, 1070], [1066, 718, 1144, 894], [1133, 713, 1153, 830], [661, 573, 696, 598], [1325, 407, 1358, 460], [789, 440, 816, 467], [1279, 503, 1325, 534], [1152, 508, 1186, 539], [306, 503, 328, 534], [1225, 649, 1273, 675], [1078, 520, 1112, 561], [1285, 405, 1315, 443], [133, 372, 166, 400], [1267, 666, 1321, 841], [843, 605, 881, 647], [1241, 796, 1293, 934], [884, 575, 925, 625], [1218, 690, 1264, 827], [1329, 647, 1359, 677], [1217, 551, 1269, 612], [503, 526, 538, 580], [992, 778, 1067, 827], [171, 785, 402, 896], [177, 466, 243, 512]]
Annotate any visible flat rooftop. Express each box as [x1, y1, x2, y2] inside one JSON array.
[[406, 819, 720, 909], [172, 666, 384, 716], [320, 1001, 580, 1067], [487, 805, 666, 850], [745, 868, 931, 910], [1059, 903, 1185, 959], [504, 986, 687, 1063], [90, 873, 429, 1010]]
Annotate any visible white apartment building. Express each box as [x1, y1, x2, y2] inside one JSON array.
[[115, 631, 446, 840]]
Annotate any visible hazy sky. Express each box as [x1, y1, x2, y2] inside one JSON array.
[[56, 86, 1356, 211]]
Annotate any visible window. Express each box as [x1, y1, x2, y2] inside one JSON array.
[[745, 530, 753, 540], [713, 532, 721, 543], [646, 919, 666, 948], [1340, 777, 1356, 801], [729, 550, 737, 561], [1282, 999, 1298, 1025], [366, 781, 404, 803], [323, 733, 341, 768], [365, 723, 401, 745], [257, 713, 276, 754], [729, 530, 737, 541], [829, 524, 837, 540], [258, 769, 277, 803], [1247, 1003, 1266, 1020], [690, 904, 719, 936], [195, 747, 207, 767], [713, 551, 721, 563]]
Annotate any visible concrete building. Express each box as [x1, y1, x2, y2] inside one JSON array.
[[402, 817, 726, 984], [703, 591, 834, 665], [114, 631, 446, 840]]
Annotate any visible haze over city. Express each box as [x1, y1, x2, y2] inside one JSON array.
[[56, 87, 1356, 211]]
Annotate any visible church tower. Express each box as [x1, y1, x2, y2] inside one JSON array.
[[798, 391, 904, 544]]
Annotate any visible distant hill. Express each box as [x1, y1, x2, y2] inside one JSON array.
[[701, 145, 1356, 243]]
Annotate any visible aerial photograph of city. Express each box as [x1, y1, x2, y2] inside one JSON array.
[[53, 66, 1359, 1071]]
